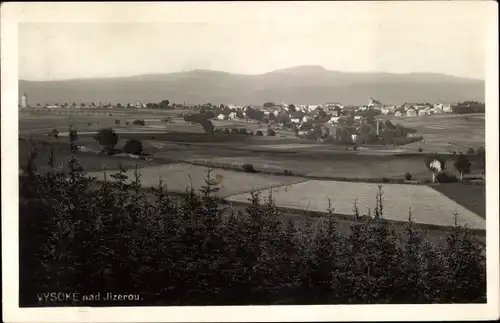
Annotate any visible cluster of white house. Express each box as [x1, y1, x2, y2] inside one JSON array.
[[20, 92, 452, 119], [215, 97, 453, 122]]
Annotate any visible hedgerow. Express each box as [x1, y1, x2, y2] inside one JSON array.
[[19, 149, 486, 306]]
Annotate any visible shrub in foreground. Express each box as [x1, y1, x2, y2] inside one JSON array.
[[19, 153, 486, 306]]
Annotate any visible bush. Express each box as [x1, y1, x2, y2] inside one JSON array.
[[476, 146, 485, 170], [284, 169, 293, 176], [50, 129, 59, 138], [467, 147, 475, 155], [115, 119, 121, 125], [267, 129, 276, 136], [255, 130, 264, 136], [418, 147, 423, 152], [95, 128, 119, 152], [125, 121, 130, 126], [239, 128, 248, 135], [123, 139, 143, 155], [454, 153, 471, 179], [242, 163, 256, 173], [405, 172, 413, 181], [133, 119, 145, 126], [18, 156, 486, 306], [435, 171, 459, 183]]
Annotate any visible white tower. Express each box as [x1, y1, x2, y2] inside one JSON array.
[[20, 93, 28, 108]]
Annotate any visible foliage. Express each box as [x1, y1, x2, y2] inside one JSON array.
[[19, 152, 486, 306], [476, 146, 485, 170], [95, 128, 119, 152], [452, 102, 485, 114], [115, 119, 121, 125], [453, 153, 471, 179], [245, 107, 265, 121], [51, 129, 59, 138], [159, 100, 170, 109], [467, 147, 475, 155], [133, 119, 145, 126], [405, 172, 413, 181], [123, 139, 143, 155], [199, 119, 215, 134], [69, 126, 79, 153], [435, 171, 459, 183], [242, 163, 256, 173], [267, 129, 276, 136], [256, 130, 264, 136]]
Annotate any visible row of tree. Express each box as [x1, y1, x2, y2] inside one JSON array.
[[425, 149, 485, 182]]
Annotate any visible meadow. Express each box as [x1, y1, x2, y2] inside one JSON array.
[[19, 109, 486, 225], [226, 180, 485, 230], [382, 113, 485, 153]]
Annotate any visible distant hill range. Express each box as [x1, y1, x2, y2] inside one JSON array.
[[19, 65, 485, 106]]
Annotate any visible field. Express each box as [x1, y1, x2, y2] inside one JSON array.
[[88, 163, 306, 198], [226, 180, 485, 230], [382, 113, 485, 153], [19, 108, 486, 230]]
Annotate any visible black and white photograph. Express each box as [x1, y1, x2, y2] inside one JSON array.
[[2, 2, 499, 322]]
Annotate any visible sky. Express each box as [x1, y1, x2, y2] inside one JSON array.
[[17, 2, 491, 81]]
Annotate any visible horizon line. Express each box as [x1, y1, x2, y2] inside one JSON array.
[[18, 65, 486, 82]]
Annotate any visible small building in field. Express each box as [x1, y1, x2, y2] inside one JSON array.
[[406, 108, 417, 117], [443, 104, 453, 113], [328, 116, 340, 124], [381, 106, 395, 115], [418, 108, 431, 116], [307, 105, 321, 112]]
